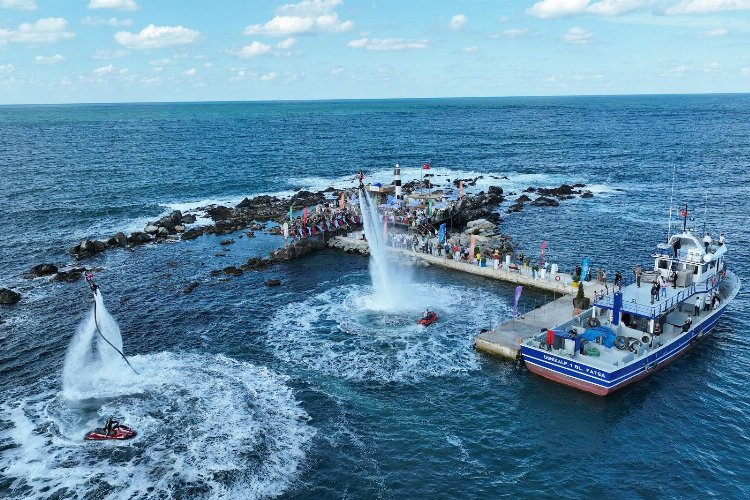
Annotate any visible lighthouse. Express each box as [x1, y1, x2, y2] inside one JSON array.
[[394, 163, 402, 200]]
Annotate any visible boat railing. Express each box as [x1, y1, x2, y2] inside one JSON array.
[[594, 275, 724, 319]]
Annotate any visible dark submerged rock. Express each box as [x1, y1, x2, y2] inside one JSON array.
[[0, 288, 21, 305], [28, 263, 58, 278]]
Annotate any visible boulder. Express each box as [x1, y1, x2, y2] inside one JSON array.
[[488, 185, 504, 196], [220, 239, 235, 245], [270, 234, 326, 260], [268, 226, 282, 235], [181, 214, 197, 224], [516, 194, 531, 203], [93, 240, 108, 253], [170, 210, 183, 223], [144, 225, 159, 235], [581, 191, 594, 198], [530, 196, 560, 207], [182, 227, 205, 240], [244, 257, 272, 270], [223, 266, 244, 276], [0, 288, 21, 305], [114, 232, 128, 247], [128, 232, 152, 245], [205, 205, 233, 221], [466, 218, 496, 231], [506, 203, 524, 214], [174, 225, 185, 232], [157, 227, 170, 237], [157, 217, 176, 231], [184, 282, 199, 294], [28, 263, 58, 278], [55, 268, 84, 282]]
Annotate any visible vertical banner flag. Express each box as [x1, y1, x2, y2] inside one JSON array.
[[459, 180, 464, 198], [289, 206, 293, 223], [282, 222, 289, 238], [469, 234, 477, 260], [513, 285, 523, 318], [541, 241, 547, 258], [428, 198, 433, 216], [382, 215, 388, 241], [339, 192, 345, 210], [438, 223, 446, 244], [581, 257, 590, 282], [303, 206, 308, 225]]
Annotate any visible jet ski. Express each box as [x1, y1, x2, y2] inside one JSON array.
[[84, 424, 137, 441], [417, 312, 439, 327]]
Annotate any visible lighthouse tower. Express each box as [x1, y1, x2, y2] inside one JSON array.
[[394, 164, 402, 199]]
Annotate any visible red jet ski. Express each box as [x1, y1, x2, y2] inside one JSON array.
[[417, 312, 439, 327], [84, 423, 137, 441]]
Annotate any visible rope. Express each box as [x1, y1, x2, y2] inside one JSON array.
[[92, 292, 139, 374]]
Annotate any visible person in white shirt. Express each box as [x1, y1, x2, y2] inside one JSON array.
[[703, 233, 712, 252], [694, 295, 702, 316], [719, 233, 725, 246]]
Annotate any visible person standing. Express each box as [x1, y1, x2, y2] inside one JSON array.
[[659, 275, 668, 298], [634, 265, 642, 287], [718, 233, 725, 246], [694, 295, 702, 317], [703, 233, 712, 252], [613, 271, 621, 290], [654, 279, 661, 301], [670, 269, 678, 288], [650, 282, 658, 304]]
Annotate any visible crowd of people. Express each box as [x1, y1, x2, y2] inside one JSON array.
[[287, 199, 360, 239]]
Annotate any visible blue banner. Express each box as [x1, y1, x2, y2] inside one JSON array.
[[581, 257, 590, 282], [438, 223, 446, 244]]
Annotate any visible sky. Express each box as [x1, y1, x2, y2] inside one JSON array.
[[0, 0, 749, 104]]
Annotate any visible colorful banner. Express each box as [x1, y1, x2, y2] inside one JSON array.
[[428, 198, 433, 216], [438, 223, 446, 244], [541, 241, 547, 257], [459, 180, 464, 198], [282, 222, 289, 238], [288, 206, 293, 223], [513, 285, 523, 318], [303, 206, 308, 225], [339, 192, 345, 210], [581, 257, 590, 282], [469, 235, 477, 260]]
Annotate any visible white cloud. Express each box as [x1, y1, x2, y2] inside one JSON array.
[[0, 18, 74, 45], [1, 0, 37, 10], [0, 63, 14, 72], [563, 26, 592, 43], [81, 16, 133, 27], [261, 71, 278, 81], [244, 0, 352, 36], [463, 46, 478, 53], [92, 48, 128, 59], [88, 0, 138, 11], [33, 53, 64, 63], [330, 66, 344, 75], [276, 37, 297, 49], [236, 40, 272, 58], [346, 37, 429, 50], [741, 66, 750, 77], [527, 0, 652, 18], [149, 57, 174, 66], [115, 24, 200, 49], [666, 0, 750, 15], [495, 28, 531, 38], [703, 61, 720, 72], [450, 14, 468, 30], [666, 64, 691, 75], [183, 67, 197, 76], [93, 64, 114, 75], [699, 27, 728, 37], [204, 62, 213, 68]]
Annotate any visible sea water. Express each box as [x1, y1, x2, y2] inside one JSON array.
[[1, 96, 749, 498]]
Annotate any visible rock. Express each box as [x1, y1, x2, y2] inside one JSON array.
[[581, 191, 594, 198], [265, 279, 281, 287], [205, 205, 233, 221], [80, 240, 96, 253], [174, 225, 185, 232], [270, 234, 326, 260], [114, 232, 128, 247], [220, 239, 235, 245], [170, 210, 183, 223], [181, 214, 197, 224], [184, 282, 199, 294], [246, 231, 255, 238], [182, 227, 205, 240], [0, 288, 21, 305], [516, 194, 531, 203], [223, 266, 244, 276], [128, 232, 152, 245], [523, 187, 536, 193], [488, 186, 503, 196], [157, 227, 170, 237], [93, 240, 108, 253], [28, 263, 58, 278], [55, 268, 85, 282], [268, 226, 281, 235], [244, 257, 272, 270], [250, 223, 263, 230], [506, 203, 524, 214], [537, 184, 576, 197], [144, 225, 159, 234], [530, 196, 560, 207], [157, 217, 176, 231], [572, 183, 586, 188], [209, 269, 223, 277], [466, 218, 495, 230]]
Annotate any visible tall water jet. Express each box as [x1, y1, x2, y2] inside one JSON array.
[[358, 189, 413, 310], [62, 290, 131, 398]]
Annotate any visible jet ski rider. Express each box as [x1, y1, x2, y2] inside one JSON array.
[[103, 417, 120, 435]]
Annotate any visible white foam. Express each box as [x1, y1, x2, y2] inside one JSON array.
[[0, 352, 314, 499], [266, 282, 511, 383]]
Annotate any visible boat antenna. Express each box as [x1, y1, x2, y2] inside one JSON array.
[[703, 191, 708, 236], [667, 163, 676, 240]]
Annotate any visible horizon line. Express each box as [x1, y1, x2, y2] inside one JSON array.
[[0, 91, 748, 107]]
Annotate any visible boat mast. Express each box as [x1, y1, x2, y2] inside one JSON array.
[[667, 164, 676, 240], [682, 203, 688, 233], [703, 191, 708, 236]]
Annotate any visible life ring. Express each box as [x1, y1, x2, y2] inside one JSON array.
[[628, 339, 643, 352], [555, 275, 561, 281], [614, 336, 628, 350], [641, 333, 653, 345], [653, 324, 661, 335], [587, 317, 601, 327]]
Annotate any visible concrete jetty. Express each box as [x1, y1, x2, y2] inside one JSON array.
[[327, 235, 575, 294]]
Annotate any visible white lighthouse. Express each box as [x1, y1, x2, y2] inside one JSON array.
[[394, 163, 402, 199]]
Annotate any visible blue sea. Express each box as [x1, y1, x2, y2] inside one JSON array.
[[1, 96, 748, 498]]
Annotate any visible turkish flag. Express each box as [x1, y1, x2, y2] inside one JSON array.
[[422, 163, 430, 170]]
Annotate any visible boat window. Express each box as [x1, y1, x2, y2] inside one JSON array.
[[701, 264, 707, 274], [658, 259, 669, 270], [709, 260, 716, 269], [687, 264, 698, 275]]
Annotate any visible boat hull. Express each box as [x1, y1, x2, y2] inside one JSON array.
[[522, 305, 727, 396]]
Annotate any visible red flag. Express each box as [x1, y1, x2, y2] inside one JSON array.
[[679, 208, 687, 218], [541, 241, 547, 257], [303, 206, 308, 225], [422, 163, 430, 170]]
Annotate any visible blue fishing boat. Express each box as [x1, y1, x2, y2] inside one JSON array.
[[521, 212, 740, 396]]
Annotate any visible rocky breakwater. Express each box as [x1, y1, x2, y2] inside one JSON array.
[[450, 185, 506, 227], [453, 218, 515, 254], [327, 236, 370, 255], [506, 183, 593, 213], [68, 210, 198, 259]]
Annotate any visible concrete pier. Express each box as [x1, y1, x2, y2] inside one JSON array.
[[327, 235, 576, 294]]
